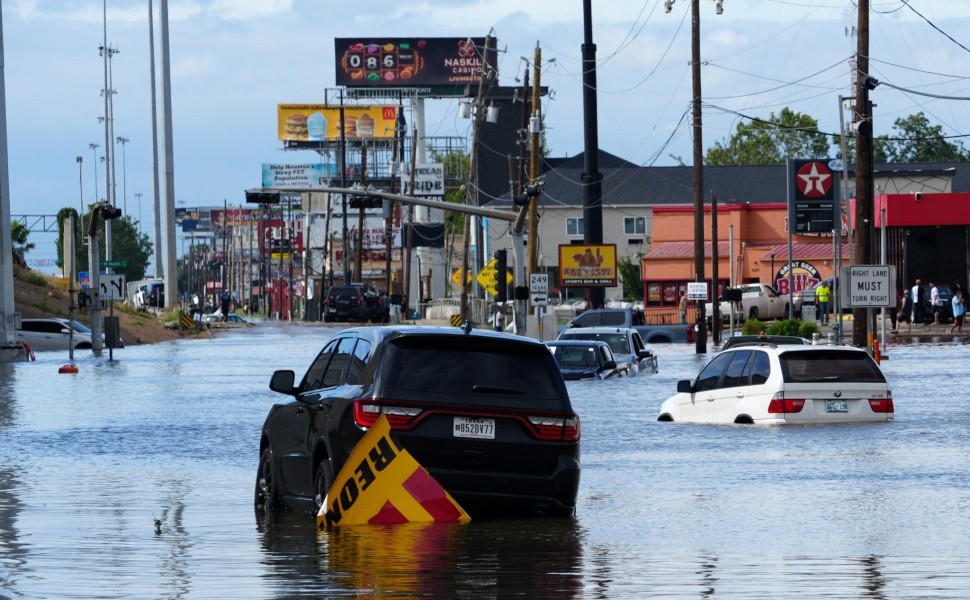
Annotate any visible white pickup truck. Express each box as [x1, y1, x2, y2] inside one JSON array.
[[705, 283, 797, 323]]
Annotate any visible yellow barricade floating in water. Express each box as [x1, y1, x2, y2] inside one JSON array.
[[317, 414, 471, 528]]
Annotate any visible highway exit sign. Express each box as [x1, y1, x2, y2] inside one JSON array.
[[100, 259, 127, 269]]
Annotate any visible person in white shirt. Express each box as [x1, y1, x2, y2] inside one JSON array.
[[930, 281, 941, 325]]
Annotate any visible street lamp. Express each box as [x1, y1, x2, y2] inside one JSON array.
[[116, 136, 129, 217]]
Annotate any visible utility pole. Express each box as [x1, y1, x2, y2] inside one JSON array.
[[460, 34, 491, 323], [853, 0, 874, 348], [668, 0, 722, 352], [526, 43, 542, 316], [581, 0, 604, 311], [690, 0, 707, 353], [710, 191, 720, 345]]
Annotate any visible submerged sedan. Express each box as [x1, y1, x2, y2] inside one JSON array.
[[556, 327, 658, 375], [658, 344, 893, 425], [546, 340, 626, 380]]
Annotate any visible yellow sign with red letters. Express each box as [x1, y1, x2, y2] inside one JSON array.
[[317, 414, 470, 528]]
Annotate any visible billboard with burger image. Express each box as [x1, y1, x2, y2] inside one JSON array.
[[277, 104, 397, 143]]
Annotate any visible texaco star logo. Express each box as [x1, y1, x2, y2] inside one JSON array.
[[796, 161, 833, 199]]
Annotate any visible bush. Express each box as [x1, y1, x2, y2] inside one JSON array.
[[741, 318, 767, 335], [796, 320, 822, 339], [762, 318, 821, 338]]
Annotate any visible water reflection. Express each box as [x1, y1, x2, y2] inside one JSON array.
[[257, 515, 584, 598]]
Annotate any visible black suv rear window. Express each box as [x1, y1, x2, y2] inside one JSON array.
[[382, 335, 565, 404], [780, 350, 886, 383], [328, 286, 358, 296]]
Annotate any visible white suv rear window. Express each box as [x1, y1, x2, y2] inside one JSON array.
[[780, 350, 886, 383]]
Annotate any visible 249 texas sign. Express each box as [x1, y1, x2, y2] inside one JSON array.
[[787, 158, 841, 235]]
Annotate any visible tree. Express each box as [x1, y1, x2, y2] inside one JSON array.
[[706, 108, 831, 165], [881, 112, 969, 163], [10, 221, 34, 267], [63, 208, 153, 282], [432, 150, 470, 235], [617, 256, 643, 301]]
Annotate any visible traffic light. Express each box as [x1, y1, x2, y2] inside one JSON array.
[[495, 249, 507, 302], [245, 189, 281, 204]]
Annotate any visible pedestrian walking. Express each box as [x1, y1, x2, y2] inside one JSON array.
[[911, 278, 926, 324], [494, 305, 506, 332], [893, 292, 912, 333], [678, 291, 687, 325], [815, 280, 831, 325], [930, 281, 941, 325], [947, 288, 964, 334]]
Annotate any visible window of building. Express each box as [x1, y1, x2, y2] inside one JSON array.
[[624, 216, 645, 236], [566, 218, 584, 236]]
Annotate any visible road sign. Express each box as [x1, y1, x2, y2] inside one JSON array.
[[100, 259, 128, 269], [686, 282, 707, 301], [451, 268, 473, 288], [846, 265, 896, 308], [530, 273, 549, 306], [99, 274, 126, 301], [475, 258, 513, 297]]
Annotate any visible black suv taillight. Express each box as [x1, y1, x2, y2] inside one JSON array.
[[353, 399, 580, 441]]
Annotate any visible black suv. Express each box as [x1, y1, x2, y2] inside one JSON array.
[[255, 326, 580, 520], [322, 283, 387, 323]]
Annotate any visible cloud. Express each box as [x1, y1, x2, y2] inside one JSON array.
[[207, 0, 293, 20]]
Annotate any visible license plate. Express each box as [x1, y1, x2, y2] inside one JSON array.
[[453, 417, 495, 439], [825, 399, 848, 413]]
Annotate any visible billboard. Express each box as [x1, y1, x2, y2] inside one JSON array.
[[401, 163, 444, 197], [558, 244, 618, 287], [262, 163, 340, 189], [335, 38, 488, 87], [277, 104, 397, 142]]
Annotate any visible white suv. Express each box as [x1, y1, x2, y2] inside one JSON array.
[[16, 318, 123, 352], [658, 342, 893, 424]]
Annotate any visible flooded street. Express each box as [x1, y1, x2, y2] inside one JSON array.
[[2, 322, 969, 598]]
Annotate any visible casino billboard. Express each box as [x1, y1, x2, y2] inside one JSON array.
[[335, 38, 491, 88]]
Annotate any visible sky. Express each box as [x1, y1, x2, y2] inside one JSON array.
[[4, 0, 970, 274]]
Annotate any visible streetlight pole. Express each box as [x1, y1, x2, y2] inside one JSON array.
[[116, 136, 129, 216], [134, 192, 143, 235], [89, 143, 100, 202]]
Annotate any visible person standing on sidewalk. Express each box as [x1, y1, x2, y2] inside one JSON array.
[[815, 280, 831, 325], [947, 288, 964, 334], [930, 281, 941, 325]]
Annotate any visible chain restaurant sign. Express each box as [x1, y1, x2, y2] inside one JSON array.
[[317, 414, 470, 528], [773, 261, 821, 296]]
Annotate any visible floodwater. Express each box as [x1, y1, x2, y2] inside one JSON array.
[[1, 322, 969, 598]]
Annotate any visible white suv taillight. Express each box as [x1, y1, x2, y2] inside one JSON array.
[[767, 392, 805, 414], [868, 392, 894, 413]]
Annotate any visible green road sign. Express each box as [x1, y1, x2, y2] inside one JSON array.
[[100, 259, 128, 268]]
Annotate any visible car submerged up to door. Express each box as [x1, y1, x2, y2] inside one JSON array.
[[255, 326, 581, 520], [658, 343, 893, 425]]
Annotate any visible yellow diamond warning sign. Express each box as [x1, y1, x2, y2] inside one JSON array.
[[475, 258, 513, 297]]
